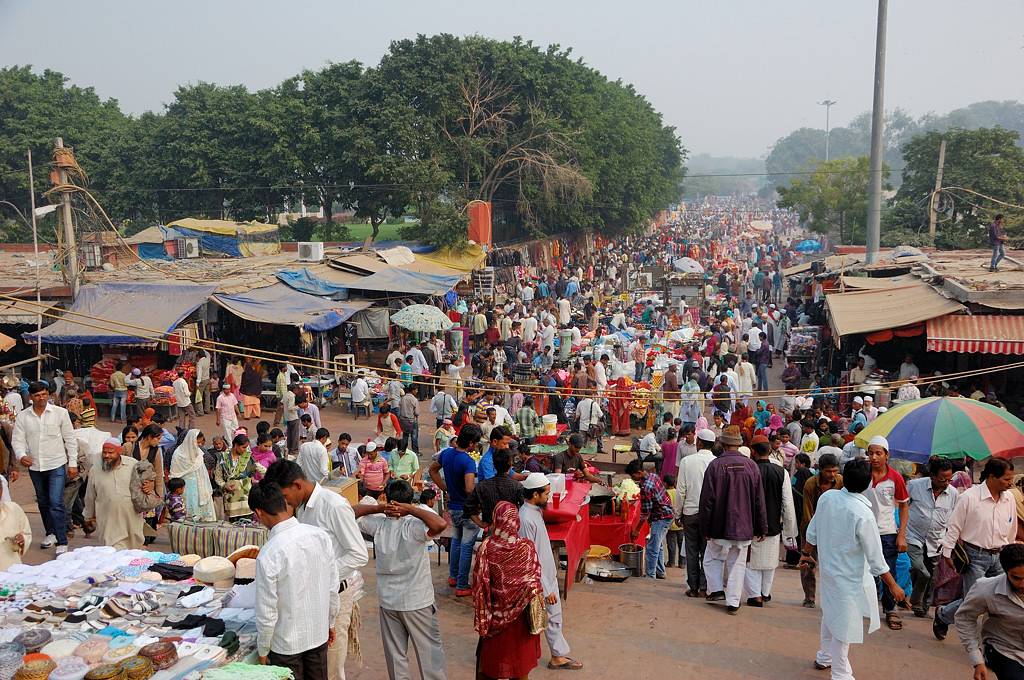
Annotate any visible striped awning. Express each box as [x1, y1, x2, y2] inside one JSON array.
[[927, 314, 1024, 354]]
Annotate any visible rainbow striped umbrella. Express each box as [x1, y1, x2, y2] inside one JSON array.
[[854, 397, 1024, 464]]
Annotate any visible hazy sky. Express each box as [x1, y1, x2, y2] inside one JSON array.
[[2, 1, 1022, 157]]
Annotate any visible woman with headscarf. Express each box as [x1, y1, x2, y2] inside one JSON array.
[[169, 429, 217, 522], [753, 400, 772, 430], [473, 501, 544, 680], [138, 407, 156, 430]]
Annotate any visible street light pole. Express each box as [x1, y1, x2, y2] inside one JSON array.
[[818, 99, 837, 161], [865, 0, 888, 264]]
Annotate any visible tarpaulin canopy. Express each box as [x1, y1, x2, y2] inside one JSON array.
[[415, 243, 486, 273], [276, 269, 349, 300], [25, 282, 216, 345], [166, 219, 281, 257], [211, 283, 371, 330], [927, 314, 1024, 355], [825, 285, 964, 347], [0, 299, 59, 324], [347, 268, 463, 296]]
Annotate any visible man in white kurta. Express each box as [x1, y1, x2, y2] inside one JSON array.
[[802, 459, 906, 680], [84, 442, 145, 550], [519, 473, 582, 670]]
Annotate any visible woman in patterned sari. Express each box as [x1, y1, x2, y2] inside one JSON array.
[[473, 501, 543, 679], [214, 433, 256, 520]]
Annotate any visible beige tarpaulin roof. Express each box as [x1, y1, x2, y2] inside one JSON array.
[[839, 275, 923, 290], [825, 284, 964, 346]]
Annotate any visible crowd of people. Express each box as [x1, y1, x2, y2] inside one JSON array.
[[0, 198, 1020, 679]]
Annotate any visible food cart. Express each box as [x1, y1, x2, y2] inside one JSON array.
[[786, 325, 821, 375]]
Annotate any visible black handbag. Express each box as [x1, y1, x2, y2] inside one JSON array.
[[951, 541, 971, 575]]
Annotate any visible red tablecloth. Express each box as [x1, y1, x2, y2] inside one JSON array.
[[532, 424, 568, 446], [543, 481, 591, 598], [589, 500, 647, 556]]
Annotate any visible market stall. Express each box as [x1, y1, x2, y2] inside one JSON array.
[[542, 480, 591, 600], [0, 545, 288, 679], [589, 499, 645, 557]]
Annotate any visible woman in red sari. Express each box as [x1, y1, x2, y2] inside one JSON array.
[[473, 501, 543, 679]]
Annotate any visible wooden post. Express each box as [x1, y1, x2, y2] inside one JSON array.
[[55, 137, 80, 299]]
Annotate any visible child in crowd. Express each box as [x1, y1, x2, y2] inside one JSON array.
[[418, 487, 438, 514], [663, 474, 684, 568], [251, 433, 278, 482], [269, 428, 287, 459], [163, 477, 187, 524]]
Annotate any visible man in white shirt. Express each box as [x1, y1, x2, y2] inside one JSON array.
[[430, 387, 456, 428], [12, 381, 78, 553], [675, 429, 716, 598], [575, 396, 604, 453], [594, 355, 609, 396], [801, 459, 906, 678], [297, 395, 323, 429], [298, 428, 332, 484], [557, 297, 571, 325], [539, 319, 556, 353], [172, 370, 196, 431], [250, 482, 340, 679], [264, 460, 369, 680], [2, 381, 23, 414], [350, 372, 369, 413], [355, 480, 448, 680], [898, 353, 920, 381], [521, 314, 538, 345], [194, 350, 211, 416], [521, 283, 534, 304]]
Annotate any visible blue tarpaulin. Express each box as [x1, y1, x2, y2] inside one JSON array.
[[348, 268, 462, 296], [24, 282, 217, 345], [137, 243, 172, 260], [276, 269, 349, 300], [212, 283, 371, 330]]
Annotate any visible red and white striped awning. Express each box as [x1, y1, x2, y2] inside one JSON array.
[[927, 314, 1024, 355]]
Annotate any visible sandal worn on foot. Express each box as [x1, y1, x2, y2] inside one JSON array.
[[548, 658, 584, 670], [885, 613, 903, 630]]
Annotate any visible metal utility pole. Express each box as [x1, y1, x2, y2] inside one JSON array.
[[27, 149, 44, 380], [927, 138, 947, 239], [819, 99, 837, 161], [54, 137, 80, 299], [865, 0, 888, 264]]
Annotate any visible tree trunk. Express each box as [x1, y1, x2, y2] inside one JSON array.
[[322, 193, 334, 242], [839, 212, 845, 245]]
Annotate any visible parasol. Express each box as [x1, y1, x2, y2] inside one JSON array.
[[672, 257, 704, 274], [389, 304, 453, 333], [794, 239, 822, 253], [854, 397, 1024, 464]]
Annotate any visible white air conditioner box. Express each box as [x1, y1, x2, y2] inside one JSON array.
[[298, 241, 325, 262], [175, 237, 200, 258]]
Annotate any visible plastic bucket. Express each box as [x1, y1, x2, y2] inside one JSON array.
[[542, 414, 558, 435], [617, 543, 644, 577]]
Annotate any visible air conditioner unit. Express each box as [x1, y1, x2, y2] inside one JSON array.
[[175, 238, 200, 259], [298, 241, 325, 262]]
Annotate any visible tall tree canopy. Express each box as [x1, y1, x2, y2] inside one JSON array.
[[0, 36, 685, 246]]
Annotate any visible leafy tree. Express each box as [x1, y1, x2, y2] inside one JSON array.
[[777, 156, 888, 245], [892, 127, 1024, 247], [401, 199, 468, 249]]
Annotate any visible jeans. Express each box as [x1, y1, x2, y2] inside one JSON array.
[[448, 508, 480, 590], [756, 363, 769, 392], [907, 543, 938, 611], [111, 390, 127, 422], [877, 534, 900, 613], [682, 513, 707, 592], [992, 242, 1006, 270], [986, 643, 1024, 680], [645, 518, 671, 577], [634, 363, 645, 382], [29, 466, 68, 545], [665, 528, 684, 567], [938, 543, 1004, 625]]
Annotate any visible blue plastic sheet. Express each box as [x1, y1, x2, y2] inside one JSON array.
[[24, 282, 217, 345], [276, 269, 349, 300], [137, 243, 171, 260], [348, 268, 462, 296]]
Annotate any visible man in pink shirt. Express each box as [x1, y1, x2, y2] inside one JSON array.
[[356, 441, 390, 498], [933, 457, 1017, 641]]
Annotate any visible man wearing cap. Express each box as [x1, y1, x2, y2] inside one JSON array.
[[83, 438, 145, 550], [679, 369, 703, 428], [862, 396, 879, 423], [675, 429, 717, 598], [864, 435, 910, 631], [745, 436, 798, 607], [356, 441, 390, 498], [850, 397, 868, 431], [520, 472, 583, 670], [215, 382, 240, 444], [699, 425, 768, 613]]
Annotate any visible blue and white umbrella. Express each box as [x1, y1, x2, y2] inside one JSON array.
[[390, 304, 453, 332]]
